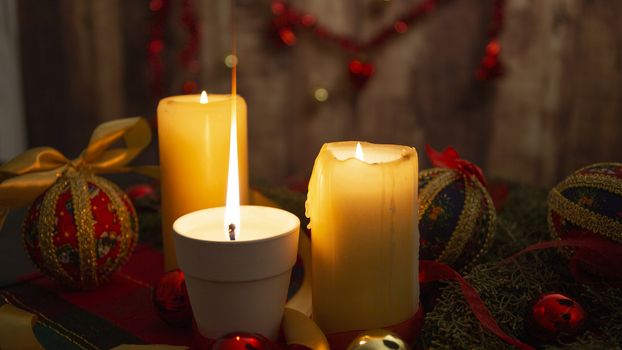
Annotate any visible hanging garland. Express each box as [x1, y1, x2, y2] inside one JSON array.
[[147, 0, 504, 97], [148, 0, 169, 98], [270, 0, 506, 90], [148, 0, 201, 99], [179, 0, 201, 93]]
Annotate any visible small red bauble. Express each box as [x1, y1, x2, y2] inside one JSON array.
[[211, 332, 281, 350], [23, 169, 139, 289], [153, 269, 192, 327], [527, 293, 586, 341], [126, 183, 157, 202]]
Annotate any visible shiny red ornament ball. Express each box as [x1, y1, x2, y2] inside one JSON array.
[[211, 332, 281, 350], [153, 269, 192, 327], [527, 293, 586, 341]]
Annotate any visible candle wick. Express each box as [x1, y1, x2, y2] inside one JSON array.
[[228, 223, 236, 241]]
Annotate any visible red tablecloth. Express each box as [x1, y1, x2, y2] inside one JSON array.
[[2, 244, 198, 349]]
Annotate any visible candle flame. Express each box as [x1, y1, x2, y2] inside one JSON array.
[[200, 91, 208, 104], [355, 142, 365, 161], [224, 58, 240, 240]]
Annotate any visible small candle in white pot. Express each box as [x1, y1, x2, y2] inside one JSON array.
[[173, 205, 300, 340]]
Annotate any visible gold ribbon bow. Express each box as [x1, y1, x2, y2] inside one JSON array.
[[0, 117, 159, 230]]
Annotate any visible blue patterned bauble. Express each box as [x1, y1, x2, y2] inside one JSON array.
[[418, 167, 496, 271], [548, 163, 622, 248]]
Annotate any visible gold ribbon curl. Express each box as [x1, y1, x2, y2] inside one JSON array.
[[0, 117, 159, 230]]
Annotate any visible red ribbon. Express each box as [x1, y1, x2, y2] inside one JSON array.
[[425, 145, 487, 185], [504, 236, 622, 284], [420, 260, 534, 350]]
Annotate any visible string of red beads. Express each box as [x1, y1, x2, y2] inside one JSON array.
[[148, 0, 168, 98], [270, 0, 506, 88], [476, 0, 505, 80], [148, 0, 201, 98], [180, 0, 201, 93]]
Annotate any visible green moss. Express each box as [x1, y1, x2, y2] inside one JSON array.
[[422, 186, 622, 349]]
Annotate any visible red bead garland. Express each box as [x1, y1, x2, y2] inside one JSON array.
[[476, 0, 505, 80], [148, 0, 201, 98], [148, 0, 169, 98], [148, 1, 507, 96], [180, 0, 201, 94], [348, 59, 375, 89], [270, 0, 507, 89]]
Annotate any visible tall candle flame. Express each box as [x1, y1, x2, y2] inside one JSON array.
[[355, 142, 365, 161], [224, 55, 240, 240], [200, 90, 208, 104]]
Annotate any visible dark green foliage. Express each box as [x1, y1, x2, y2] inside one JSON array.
[[422, 186, 622, 349]]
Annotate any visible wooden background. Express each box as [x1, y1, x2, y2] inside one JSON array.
[[16, 0, 622, 187]]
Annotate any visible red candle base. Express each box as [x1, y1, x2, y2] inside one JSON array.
[[192, 319, 284, 350], [192, 304, 425, 350], [325, 304, 425, 350]]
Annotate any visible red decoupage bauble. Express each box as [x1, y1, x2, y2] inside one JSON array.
[[211, 332, 281, 350], [153, 269, 192, 327], [22, 169, 139, 289], [527, 293, 586, 342]]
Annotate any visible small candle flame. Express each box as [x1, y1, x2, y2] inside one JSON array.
[[200, 91, 208, 104], [224, 60, 240, 240], [355, 142, 365, 161]]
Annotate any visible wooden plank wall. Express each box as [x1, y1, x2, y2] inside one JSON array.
[[16, 0, 622, 187], [18, 0, 125, 157], [0, 0, 27, 161]]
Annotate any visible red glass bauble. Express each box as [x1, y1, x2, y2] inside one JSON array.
[[527, 293, 586, 341], [211, 332, 281, 350], [153, 269, 192, 327]]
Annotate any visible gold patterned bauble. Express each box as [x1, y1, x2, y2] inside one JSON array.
[[548, 163, 622, 250], [22, 168, 139, 289], [418, 167, 496, 271], [346, 329, 410, 350]]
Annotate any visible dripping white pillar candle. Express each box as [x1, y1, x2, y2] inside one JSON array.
[[306, 141, 419, 334]]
